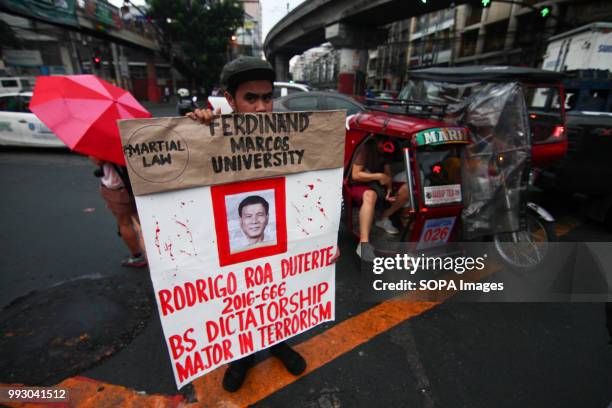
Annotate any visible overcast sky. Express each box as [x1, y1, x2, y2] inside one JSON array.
[[261, 0, 305, 40], [109, 0, 306, 42]]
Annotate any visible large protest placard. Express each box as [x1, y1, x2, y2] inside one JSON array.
[[118, 111, 345, 388]]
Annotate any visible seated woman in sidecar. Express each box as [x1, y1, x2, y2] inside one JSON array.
[[350, 135, 409, 259]]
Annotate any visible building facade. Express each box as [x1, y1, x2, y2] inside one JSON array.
[[233, 0, 262, 58], [0, 0, 170, 101], [294, 0, 612, 91], [370, 0, 612, 92]]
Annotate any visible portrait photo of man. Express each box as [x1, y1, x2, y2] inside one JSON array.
[[226, 190, 277, 253]]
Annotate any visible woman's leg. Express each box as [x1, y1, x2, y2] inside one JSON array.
[[359, 189, 378, 243], [116, 213, 142, 256], [131, 214, 146, 259]]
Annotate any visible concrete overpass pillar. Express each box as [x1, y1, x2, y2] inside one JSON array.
[[146, 55, 161, 103], [274, 54, 290, 82], [336, 48, 369, 95], [326, 22, 387, 96]]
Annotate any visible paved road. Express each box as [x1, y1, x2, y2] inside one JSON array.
[[0, 103, 611, 407]]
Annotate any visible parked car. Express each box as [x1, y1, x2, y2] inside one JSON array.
[[273, 91, 365, 116], [273, 81, 311, 98], [208, 81, 312, 114], [0, 77, 36, 94], [0, 92, 64, 148]]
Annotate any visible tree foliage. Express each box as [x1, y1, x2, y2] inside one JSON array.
[[147, 0, 243, 90]]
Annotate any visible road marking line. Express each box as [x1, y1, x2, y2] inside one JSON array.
[[190, 301, 439, 407], [190, 263, 497, 407]]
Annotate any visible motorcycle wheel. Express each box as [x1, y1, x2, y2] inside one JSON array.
[[492, 211, 557, 272]]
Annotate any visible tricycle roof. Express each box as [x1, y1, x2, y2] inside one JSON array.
[[408, 65, 566, 84], [349, 109, 461, 141]]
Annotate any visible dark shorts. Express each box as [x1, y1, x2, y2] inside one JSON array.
[[100, 185, 137, 218], [350, 182, 386, 209]]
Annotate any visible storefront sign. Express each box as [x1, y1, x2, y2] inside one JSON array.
[[0, 0, 77, 26], [3, 50, 43, 67]]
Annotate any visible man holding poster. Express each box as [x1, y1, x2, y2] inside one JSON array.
[[118, 56, 344, 394], [190, 57, 308, 392]]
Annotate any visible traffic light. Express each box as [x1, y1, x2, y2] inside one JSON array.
[[539, 6, 551, 18], [92, 48, 102, 70], [481, 0, 491, 7]]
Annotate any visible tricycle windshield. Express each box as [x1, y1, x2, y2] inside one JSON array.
[[417, 145, 463, 207], [401, 78, 531, 238]]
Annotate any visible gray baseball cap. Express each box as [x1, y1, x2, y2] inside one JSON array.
[[220, 56, 275, 90]]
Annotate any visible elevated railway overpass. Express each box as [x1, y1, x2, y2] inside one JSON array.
[[263, 0, 550, 93]]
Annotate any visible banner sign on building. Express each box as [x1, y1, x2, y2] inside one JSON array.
[[3, 50, 43, 67], [118, 111, 345, 388], [0, 0, 78, 26], [84, 0, 122, 28]]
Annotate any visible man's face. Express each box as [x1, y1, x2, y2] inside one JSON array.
[[225, 80, 273, 113], [239, 203, 269, 240]]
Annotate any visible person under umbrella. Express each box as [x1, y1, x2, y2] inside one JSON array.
[[30, 75, 152, 267], [90, 156, 147, 268]]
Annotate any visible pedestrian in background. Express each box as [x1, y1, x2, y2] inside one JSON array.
[[90, 156, 147, 268]]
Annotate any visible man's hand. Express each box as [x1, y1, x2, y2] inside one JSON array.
[[378, 173, 391, 187], [385, 189, 397, 202], [186, 107, 221, 125]]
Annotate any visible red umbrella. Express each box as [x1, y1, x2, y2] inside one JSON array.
[[29, 75, 152, 165]]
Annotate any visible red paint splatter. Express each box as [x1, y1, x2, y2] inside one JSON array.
[[164, 242, 174, 260], [308, 218, 313, 222], [304, 194, 309, 198], [154, 222, 161, 255], [319, 207, 328, 218], [307, 184, 314, 190], [174, 218, 197, 255], [317, 178, 322, 182]]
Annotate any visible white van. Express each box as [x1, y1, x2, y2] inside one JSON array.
[[0, 77, 36, 94]]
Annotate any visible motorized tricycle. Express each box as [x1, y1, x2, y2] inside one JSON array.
[[345, 70, 557, 271]]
